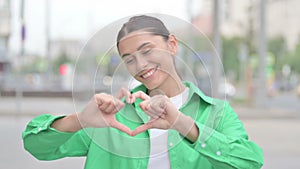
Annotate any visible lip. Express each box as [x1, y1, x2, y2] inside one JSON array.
[[139, 66, 158, 79]]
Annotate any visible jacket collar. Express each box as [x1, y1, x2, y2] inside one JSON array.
[[131, 81, 215, 105]]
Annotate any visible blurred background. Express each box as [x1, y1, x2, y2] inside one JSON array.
[[0, 0, 300, 168]]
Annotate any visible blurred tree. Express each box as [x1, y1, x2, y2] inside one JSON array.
[[267, 36, 288, 73], [245, 0, 256, 56], [21, 57, 48, 73], [222, 36, 243, 80], [288, 37, 300, 74]]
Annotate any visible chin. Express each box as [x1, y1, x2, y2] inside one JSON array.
[[143, 81, 161, 91], [135, 74, 167, 91]]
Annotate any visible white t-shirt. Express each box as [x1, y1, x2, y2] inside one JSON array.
[[147, 88, 190, 169]]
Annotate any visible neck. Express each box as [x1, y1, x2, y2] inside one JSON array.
[[148, 74, 186, 97]]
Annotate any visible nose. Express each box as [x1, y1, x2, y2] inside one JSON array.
[[135, 53, 148, 70]]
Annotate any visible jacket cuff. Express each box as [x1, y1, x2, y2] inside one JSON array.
[[182, 121, 229, 161], [22, 114, 73, 138]]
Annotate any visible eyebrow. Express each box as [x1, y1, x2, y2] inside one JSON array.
[[121, 42, 151, 58]]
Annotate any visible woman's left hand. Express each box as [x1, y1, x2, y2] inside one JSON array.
[[130, 91, 183, 136]]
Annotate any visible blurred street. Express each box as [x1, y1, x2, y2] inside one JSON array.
[[1, 0, 300, 168], [0, 92, 299, 169]]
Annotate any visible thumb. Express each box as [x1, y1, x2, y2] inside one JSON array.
[[131, 91, 150, 102], [110, 119, 133, 136], [131, 120, 154, 136], [115, 87, 132, 103]]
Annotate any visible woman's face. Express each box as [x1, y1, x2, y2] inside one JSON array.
[[118, 31, 178, 90]]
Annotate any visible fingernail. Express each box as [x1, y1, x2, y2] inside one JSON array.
[[129, 96, 134, 103]]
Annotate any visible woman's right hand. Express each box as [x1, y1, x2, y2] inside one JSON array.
[[78, 88, 133, 135]]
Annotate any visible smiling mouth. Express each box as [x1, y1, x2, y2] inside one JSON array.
[[140, 66, 158, 79]]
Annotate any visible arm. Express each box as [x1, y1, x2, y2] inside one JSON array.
[[181, 102, 264, 169], [22, 114, 92, 160], [172, 112, 198, 142], [130, 91, 263, 168], [130, 93, 199, 142], [23, 90, 133, 160], [50, 113, 82, 132]]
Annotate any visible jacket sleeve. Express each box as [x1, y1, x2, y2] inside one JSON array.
[[22, 114, 92, 160], [184, 102, 264, 169]]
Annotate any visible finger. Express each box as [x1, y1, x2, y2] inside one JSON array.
[[112, 98, 125, 111], [160, 112, 166, 119], [138, 103, 157, 119], [139, 101, 164, 120], [131, 91, 150, 101], [149, 102, 165, 114], [141, 100, 164, 113], [95, 93, 113, 107], [110, 120, 133, 136], [98, 101, 111, 111], [94, 94, 103, 105], [147, 112, 159, 120], [115, 87, 132, 103], [97, 96, 117, 109], [139, 100, 150, 111], [115, 100, 125, 111], [103, 104, 118, 114], [132, 123, 153, 136], [145, 108, 164, 119], [148, 117, 159, 123], [99, 100, 124, 114]]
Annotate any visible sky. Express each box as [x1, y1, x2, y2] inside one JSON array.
[[9, 0, 203, 56]]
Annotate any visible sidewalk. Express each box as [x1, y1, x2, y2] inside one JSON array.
[[0, 96, 87, 117], [2, 96, 298, 169], [1, 96, 299, 119], [233, 105, 300, 119]]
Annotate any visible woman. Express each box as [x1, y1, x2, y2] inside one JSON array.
[[22, 15, 264, 169]]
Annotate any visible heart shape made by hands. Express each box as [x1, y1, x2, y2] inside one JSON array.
[[109, 90, 168, 137]]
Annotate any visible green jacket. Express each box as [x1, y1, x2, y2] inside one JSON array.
[[22, 81, 264, 169]]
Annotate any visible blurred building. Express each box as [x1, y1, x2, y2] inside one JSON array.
[[267, 0, 300, 50], [50, 39, 83, 60], [192, 0, 256, 38], [49, 39, 83, 90], [0, 0, 11, 89], [193, 0, 300, 50]]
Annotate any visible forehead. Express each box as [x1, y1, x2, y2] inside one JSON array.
[[118, 31, 165, 55]]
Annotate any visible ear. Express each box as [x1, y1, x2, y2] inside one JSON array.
[[167, 34, 178, 56]]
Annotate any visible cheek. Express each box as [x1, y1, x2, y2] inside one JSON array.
[[125, 64, 137, 76], [155, 55, 173, 69], [154, 49, 173, 62]]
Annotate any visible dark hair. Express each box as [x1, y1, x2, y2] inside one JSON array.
[[117, 15, 170, 48]]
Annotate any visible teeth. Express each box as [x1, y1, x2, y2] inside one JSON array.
[[142, 69, 155, 79]]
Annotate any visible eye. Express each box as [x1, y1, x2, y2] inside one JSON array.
[[124, 56, 135, 64], [141, 48, 152, 56]]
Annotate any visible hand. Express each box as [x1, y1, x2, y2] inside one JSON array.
[[78, 88, 133, 135], [130, 91, 181, 136]]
